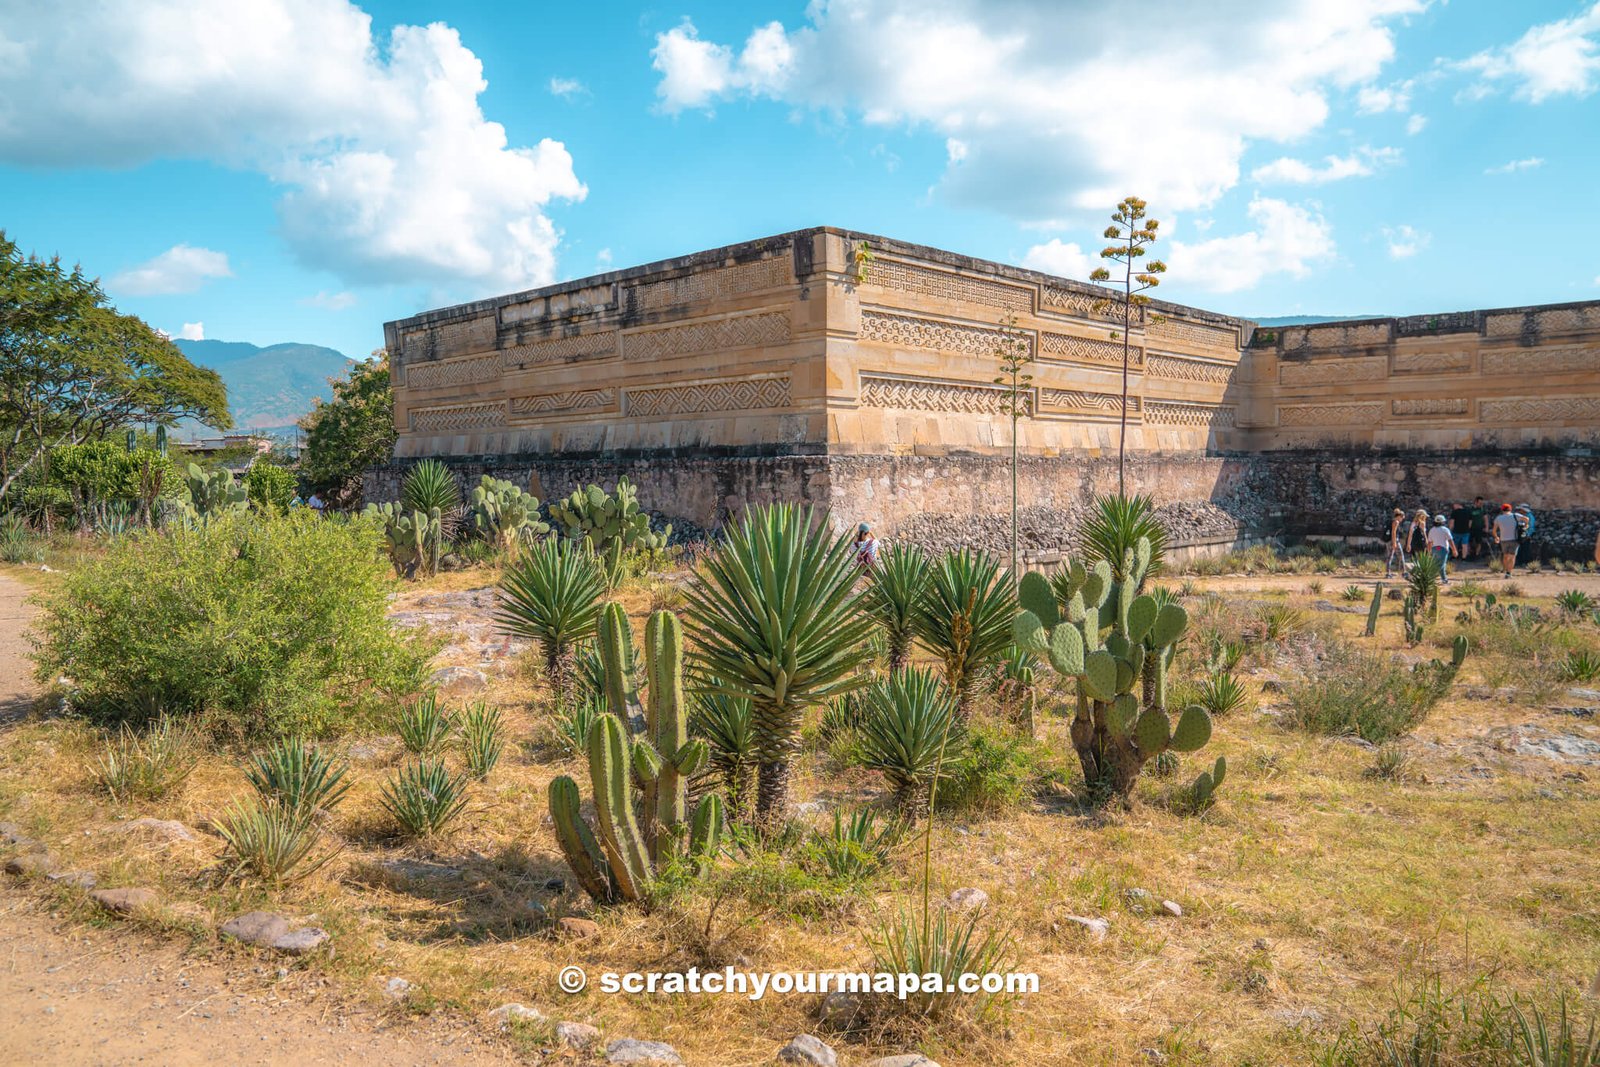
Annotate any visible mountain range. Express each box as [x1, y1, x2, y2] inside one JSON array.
[[174, 339, 353, 438]]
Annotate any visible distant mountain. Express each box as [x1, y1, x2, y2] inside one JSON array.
[[1251, 314, 1387, 327], [174, 339, 353, 437]]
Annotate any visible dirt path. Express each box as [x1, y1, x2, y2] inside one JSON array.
[[0, 574, 517, 1066]]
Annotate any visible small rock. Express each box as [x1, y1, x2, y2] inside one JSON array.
[[0, 822, 30, 846], [1337, 736, 1376, 750], [384, 976, 414, 1001], [488, 1003, 546, 1030], [90, 887, 157, 914], [430, 665, 489, 691], [1123, 887, 1155, 914], [1063, 915, 1109, 942], [776, 1034, 838, 1066], [1160, 899, 1183, 918], [816, 990, 867, 1032], [5, 850, 56, 877], [556, 1021, 601, 1050], [1142, 1050, 1170, 1065], [46, 869, 97, 889], [117, 818, 197, 842], [220, 911, 330, 955], [558, 917, 600, 939], [861, 1056, 941, 1067], [272, 928, 331, 955], [946, 887, 989, 912], [542, 877, 566, 893], [605, 1038, 683, 1064]]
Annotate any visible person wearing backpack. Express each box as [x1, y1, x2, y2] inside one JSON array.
[[1384, 507, 1409, 577], [1450, 501, 1475, 563], [1407, 508, 1429, 560], [1492, 503, 1521, 577]]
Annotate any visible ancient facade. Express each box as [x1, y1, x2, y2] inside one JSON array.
[[374, 227, 1600, 553]]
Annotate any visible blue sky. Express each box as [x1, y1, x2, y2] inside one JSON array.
[[2, 0, 1598, 359]]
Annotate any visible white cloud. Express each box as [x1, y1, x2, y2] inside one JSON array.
[[649, 0, 1423, 220], [0, 1, 586, 292], [1485, 156, 1544, 174], [1251, 145, 1401, 184], [1406, 113, 1428, 135], [1021, 239, 1094, 280], [1356, 81, 1412, 113], [301, 289, 358, 310], [1168, 197, 1336, 293], [1383, 224, 1430, 258], [178, 322, 205, 340], [549, 76, 587, 98], [108, 244, 232, 296], [596, 248, 613, 266], [1458, 3, 1600, 103]]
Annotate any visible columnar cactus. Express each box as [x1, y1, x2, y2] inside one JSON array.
[[547, 604, 722, 904], [549, 477, 671, 556], [468, 475, 549, 552], [1365, 583, 1384, 637], [1015, 535, 1215, 802]]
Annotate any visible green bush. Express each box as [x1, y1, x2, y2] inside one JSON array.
[[243, 462, 296, 512], [938, 725, 1061, 815], [32, 510, 427, 738], [1282, 643, 1454, 744]]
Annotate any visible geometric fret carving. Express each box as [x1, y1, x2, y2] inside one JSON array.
[[1145, 400, 1235, 427], [626, 376, 792, 417], [1279, 357, 1388, 386], [1149, 316, 1240, 350], [1481, 346, 1600, 377], [404, 352, 501, 390], [1391, 398, 1470, 416], [1278, 402, 1385, 426], [858, 374, 1028, 415], [1480, 397, 1600, 423], [869, 259, 1033, 313], [1392, 350, 1471, 374], [501, 331, 618, 370], [621, 312, 790, 362], [1040, 389, 1138, 420], [403, 315, 496, 361], [1039, 284, 1129, 324], [509, 389, 616, 417], [1038, 331, 1138, 369], [409, 402, 505, 434], [1145, 353, 1235, 383], [629, 256, 791, 311], [859, 310, 1024, 358], [1485, 306, 1600, 338]]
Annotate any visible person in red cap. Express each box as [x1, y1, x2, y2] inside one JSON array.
[[1491, 503, 1520, 577]]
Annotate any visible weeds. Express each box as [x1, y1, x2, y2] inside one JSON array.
[[802, 808, 905, 883], [95, 717, 197, 801], [1283, 643, 1455, 743], [1365, 743, 1411, 782], [869, 907, 1016, 1024], [460, 701, 504, 779]]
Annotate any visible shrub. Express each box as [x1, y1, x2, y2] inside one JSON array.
[[243, 462, 296, 512], [216, 797, 337, 884], [869, 908, 1016, 1023], [802, 808, 905, 883], [95, 717, 197, 801], [911, 548, 1017, 716], [245, 737, 350, 815], [1283, 643, 1454, 743], [460, 701, 504, 779], [381, 759, 470, 837], [938, 726, 1057, 815], [863, 544, 931, 672], [33, 511, 426, 738]]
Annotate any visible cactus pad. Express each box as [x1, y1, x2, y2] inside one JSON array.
[[1083, 650, 1119, 701], [1170, 705, 1213, 752], [1018, 572, 1059, 628], [1048, 623, 1085, 675], [1134, 707, 1171, 754]]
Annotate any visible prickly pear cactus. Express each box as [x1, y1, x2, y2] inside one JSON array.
[[1015, 535, 1216, 803], [468, 475, 548, 552], [549, 477, 671, 557], [183, 463, 248, 523], [364, 502, 443, 578]]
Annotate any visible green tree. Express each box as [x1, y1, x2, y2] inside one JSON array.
[[990, 314, 1033, 579], [0, 232, 229, 501], [1089, 198, 1167, 498], [299, 351, 396, 503]]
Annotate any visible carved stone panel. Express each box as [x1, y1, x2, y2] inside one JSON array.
[[509, 389, 617, 418], [1039, 389, 1137, 420], [1480, 397, 1600, 423], [625, 376, 792, 417], [628, 256, 791, 311], [859, 310, 1027, 359], [404, 352, 501, 390], [501, 331, 618, 370], [1391, 350, 1471, 374], [868, 259, 1033, 312], [621, 312, 790, 362], [1038, 331, 1137, 369], [1278, 357, 1388, 386], [1481, 346, 1600, 376], [1146, 353, 1234, 383], [858, 373, 1030, 416], [1391, 398, 1470, 416], [409, 402, 505, 434], [1039, 284, 1128, 324], [1145, 401, 1235, 427], [1277, 402, 1385, 426], [1150, 316, 1240, 350]]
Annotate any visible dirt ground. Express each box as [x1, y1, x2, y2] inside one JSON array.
[[0, 573, 514, 1066]]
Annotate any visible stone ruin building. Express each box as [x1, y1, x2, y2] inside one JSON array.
[[370, 227, 1600, 559]]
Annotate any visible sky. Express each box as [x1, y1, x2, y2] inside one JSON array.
[[2, 0, 1598, 359]]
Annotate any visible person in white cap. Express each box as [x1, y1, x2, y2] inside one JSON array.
[[1425, 512, 1459, 584], [853, 521, 879, 569]]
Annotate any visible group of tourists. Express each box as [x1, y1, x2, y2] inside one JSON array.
[[1385, 497, 1535, 581]]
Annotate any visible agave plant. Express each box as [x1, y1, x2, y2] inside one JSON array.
[[870, 907, 1015, 1022], [380, 759, 471, 837], [495, 536, 605, 702], [857, 668, 966, 817], [460, 701, 504, 779], [1196, 670, 1252, 717], [95, 717, 197, 801], [911, 548, 1018, 717], [396, 691, 452, 755], [1080, 493, 1168, 589], [863, 544, 931, 672], [1406, 550, 1444, 624], [216, 797, 337, 884], [245, 737, 350, 816], [399, 459, 462, 574], [1556, 589, 1597, 617], [804, 807, 905, 882], [691, 690, 757, 821], [552, 693, 604, 757], [684, 503, 874, 829]]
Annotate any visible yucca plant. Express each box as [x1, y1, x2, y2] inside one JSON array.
[[496, 536, 605, 703], [1556, 589, 1596, 617], [1341, 584, 1367, 602], [216, 797, 337, 884], [1407, 550, 1444, 624], [1557, 650, 1600, 684], [245, 737, 350, 815], [0, 513, 43, 564], [691, 690, 757, 821], [1510, 995, 1599, 1067], [460, 701, 504, 779], [870, 907, 1016, 1022], [95, 717, 197, 801], [863, 544, 932, 672], [399, 459, 461, 575], [396, 691, 452, 755], [1080, 493, 1168, 590], [684, 504, 874, 829], [553, 693, 603, 757], [1256, 602, 1307, 643], [804, 807, 905, 882], [380, 759, 471, 837], [1196, 670, 1252, 717], [912, 547, 1018, 717], [857, 668, 966, 817]]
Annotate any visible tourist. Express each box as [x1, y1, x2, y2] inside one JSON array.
[[1426, 513, 1458, 584], [306, 492, 326, 514], [1449, 501, 1474, 563], [1492, 503, 1520, 576], [1470, 496, 1489, 559], [1514, 503, 1536, 560], [1406, 508, 1429, 560], [1384, 507, 1409, 577], [853, 522, 879, 569]]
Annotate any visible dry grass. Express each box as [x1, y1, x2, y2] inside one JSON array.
[[2, 563, 1597, 1065]]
